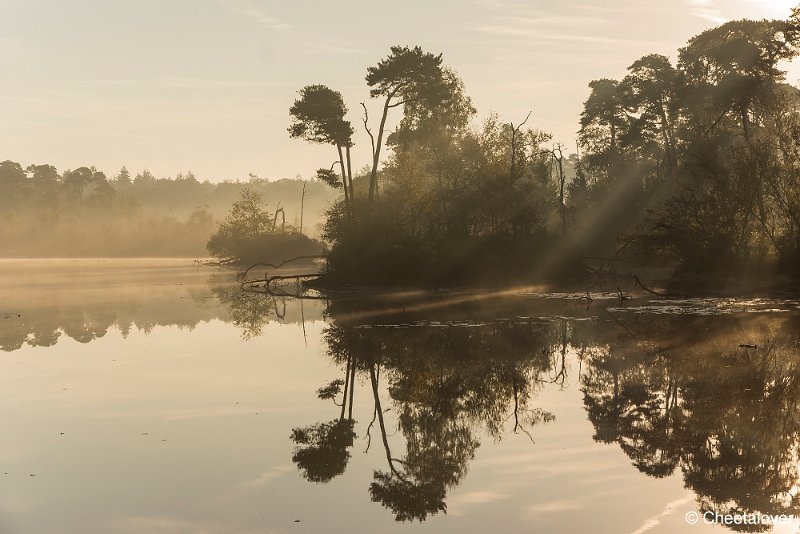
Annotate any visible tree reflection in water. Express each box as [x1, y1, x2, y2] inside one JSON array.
[[581, 314, 800, 532], [291, 296, 563, 522], [281, 295, 800, 529], [211, 287, 286, 340], [16, 269, 798, 531]]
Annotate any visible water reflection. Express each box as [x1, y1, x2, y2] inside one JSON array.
[[289, 295, 800, 530], [3, 261, 800, 532], [299, 312, 559, 522], [581, 315, 800, 532], [287, 296, 573, 522], [0, 261, 316, 351]]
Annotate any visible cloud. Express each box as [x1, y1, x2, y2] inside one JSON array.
[[300, 43, 363, 55], [217, 0, 292, 30], [492, 14, 609, 30], [469, 2, 667, 50], [474, 24, 663, 47], [685, 0, 728, 24]]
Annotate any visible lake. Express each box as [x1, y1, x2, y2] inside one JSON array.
[[1, 259, 799, 534]]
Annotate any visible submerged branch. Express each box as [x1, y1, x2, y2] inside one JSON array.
[[239, 255, 325, 280]]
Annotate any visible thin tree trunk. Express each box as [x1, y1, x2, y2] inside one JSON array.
[[345, 144, 355, 201], [659, 108, 677, 179], [337, 144, 350, 206], [369, 97, 393, 202], [510, 125, 516, 182], [555, 150, 566, 234], [299, 182, 306, 235]]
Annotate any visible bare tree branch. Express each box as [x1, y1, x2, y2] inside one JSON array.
[[360, 102, 376, 156]]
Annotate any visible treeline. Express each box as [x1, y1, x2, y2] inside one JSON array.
[[291, 12, 800, 286], [577, 15, 800, 280], [0, 162, 340, 257]]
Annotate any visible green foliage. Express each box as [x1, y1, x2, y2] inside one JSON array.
[[314, 168, 341, 188], [389, 67, 476, 149], [322, 112, 562, 285], [316, 379, 345, 401], [288, 85, 353, 147], [572, 16, 800, 278], [0, 160, 29, 208], [206, 188, 324, 264], [366, 45, 446, 105], [308, 45, 571, 285]]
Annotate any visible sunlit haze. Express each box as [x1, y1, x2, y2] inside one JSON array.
[[1, 0, 797, 181]]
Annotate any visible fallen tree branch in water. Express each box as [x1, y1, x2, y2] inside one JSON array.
[[194, 257, 237, 266], [238, 255, 325, 280], [241, 272, 327, 300], [264, 273, 322, 285], [634, 275, 669, 298], [633, 274, 691, 299]]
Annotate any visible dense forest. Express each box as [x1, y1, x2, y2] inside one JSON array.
[[0, 162, 339, 257], [289, 11, 800, 286]]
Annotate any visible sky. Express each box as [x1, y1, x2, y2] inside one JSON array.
[[1, 0, 798, 182]]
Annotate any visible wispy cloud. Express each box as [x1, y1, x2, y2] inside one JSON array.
[[686, 0, 728, 24], [473, 23, 665, 48], [470, 0, 533, 9], [492, 14, 609, 30], [469, 2, 666, 49], [59, 77, 290, 90], [217, 0, 291, 30], [300, 42, 363, 55]]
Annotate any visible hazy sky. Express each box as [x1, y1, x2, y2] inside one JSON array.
[[1, 0, 797, 182]]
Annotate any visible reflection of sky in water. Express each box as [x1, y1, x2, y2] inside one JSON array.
[[1, 260, 800, 533]]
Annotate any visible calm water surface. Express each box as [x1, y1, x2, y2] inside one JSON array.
[[2, 259, 800, 534]]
